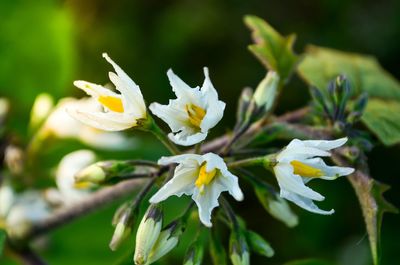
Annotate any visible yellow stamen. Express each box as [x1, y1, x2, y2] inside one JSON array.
[[195, 163, 217, 193], [98, 96, 124, 113], [290, 160, 324, 178], [74, 181, 92, 189], [186, 104, 206, 128]]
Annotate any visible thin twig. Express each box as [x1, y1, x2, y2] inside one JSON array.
[[10, 246, 48, 265]]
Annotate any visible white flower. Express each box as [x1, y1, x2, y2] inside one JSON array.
[[43, 97, 136, 150], [4, 190, 51, 238], [149, 68, 225, 146], [54, 150, 97, 204], [68, 53, 147, 131], [150, 153, 243, 227], [273, 137, 354, 215]]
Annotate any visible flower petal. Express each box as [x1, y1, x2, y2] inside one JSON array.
[[274, 164, 325, 201], [168, 131, 208, 146], [67, 109, 135, 131], [191, 180, 226, 227], [280, 189, 334, 215], [301, 137, 348, 151], [149, 166, 197, 203]]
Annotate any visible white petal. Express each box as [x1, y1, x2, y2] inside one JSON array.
[[73, 80, 116, 99], [281, 189, 334, 215], [191, 181, 226, 227], [200, 67, 219, 101], [216, 171, 244, 201], [167, 69, 202, 105], [168, 131, 208, 146], [301, 137, 348, 151], [301, 157, 354, 181], [102, 53, 145, 111], [108, 72, 146, 116], [67, 108, 135, 131], [149, 166, 197, 203], [149, 102, 188, 132], [277, 146, 331, 162], [274, 164, 325, 201], [158, 154, 202, 166], [200, 100, 225, 132]]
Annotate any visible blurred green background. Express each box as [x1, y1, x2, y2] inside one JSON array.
[[0, 0, 399, 264]]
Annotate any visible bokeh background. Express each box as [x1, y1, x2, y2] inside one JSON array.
[[0, 0, 399, 264]]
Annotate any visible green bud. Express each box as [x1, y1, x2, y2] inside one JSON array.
[[75, 163, 106, 184], [0, 98, 10, 124], [109, 203, 136, 251], [75, 160, 136, 184], [183, 239, 204, 265], [253, 71, 279, 113], [146, 220, 185, 264], [236, 87, 254, 128], [229, 230, 250, 265], [134, 204, 163, 265], [29, 93, 54, 131], [246, 230, 274, 258], [254, 183, 298, 228]]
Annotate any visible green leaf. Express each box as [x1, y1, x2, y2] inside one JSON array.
[[284, 259, 335, 265], [347, 172, 398, 265], [244, 15, 300, 83], [0, 229, 5, 257], [298, 45, 400, 145], [361, 99, 400, 146], [246, 230, 274, 258]]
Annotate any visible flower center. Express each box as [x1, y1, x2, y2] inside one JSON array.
[[185, 103, 206, 128], [290, 160, 324, 178], [98, 96, 124, 113], [195, 163, 217, 193]]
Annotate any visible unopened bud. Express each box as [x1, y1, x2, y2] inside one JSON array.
[[75, 163, 106, 184], [183, 240, 204, 265], [254, 183, 298, 228], [109, 203, 136, 251], [30, 93, 54, 131], [236, 87, 254, 127], [246, 230, 274, 258], [253, 71, 280, 113], [146, 220, 185, 264], [229, 230, 250, 265], [134, 204, 163, 265]]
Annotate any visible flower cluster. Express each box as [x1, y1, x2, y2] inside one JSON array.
[[58, 54, 354, 264]]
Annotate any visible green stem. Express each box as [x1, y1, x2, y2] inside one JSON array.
[[145, 116, 180, 155], [227, 154, 276, 169], [194, 143, 202, 154], [220, 196, 239, 231]]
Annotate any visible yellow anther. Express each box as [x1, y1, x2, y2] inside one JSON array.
[[98, 96, 124, 113], [74, 181, 91, 189], [195, 164, 217, 193], [186, 104, 206, 128], [290, 160, 324, 178]]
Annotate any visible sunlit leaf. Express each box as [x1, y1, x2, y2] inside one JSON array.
[[361, 99, 400, 146], [244, 15, 300, 83], [298, 45, 400, 145], [347, 171, 398, 265]]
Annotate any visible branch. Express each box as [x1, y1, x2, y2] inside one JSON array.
[[23, 178, 144, 241]]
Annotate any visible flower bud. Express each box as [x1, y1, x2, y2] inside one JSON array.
[[253, 71, 279, 113], [236, 87, 254, 127], [246, 230, 274, 258], [254, 182, 298, 228], [109, 203, 136, 251], [134, 204, 163, 265], [75, 163, 106, 184], [146, 220, 185, 264], [30, 93, 54, 131], [229, 230, 250, 265], [75, 160, 136, 184], [183, 240, 204, 265]]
